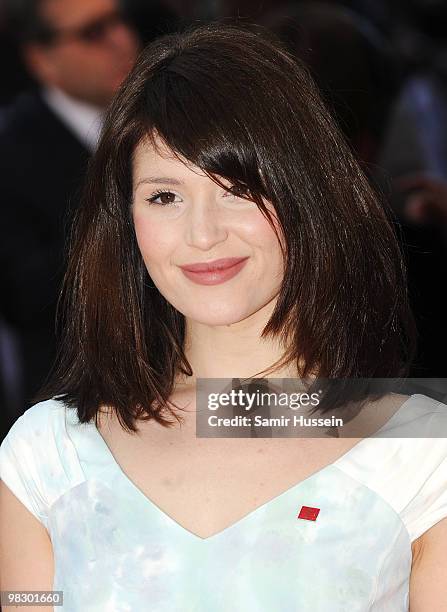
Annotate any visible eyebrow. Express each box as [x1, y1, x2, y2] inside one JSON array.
[[135, 177, 185, 188]]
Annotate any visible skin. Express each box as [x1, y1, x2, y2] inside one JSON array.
[[23, 0, 140, 108], [1, 133, 446, 609], [396, 173, 447, 228], [132, 134, 297, 390]]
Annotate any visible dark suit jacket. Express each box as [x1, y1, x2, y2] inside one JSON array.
[[0, 89, 90, 418]]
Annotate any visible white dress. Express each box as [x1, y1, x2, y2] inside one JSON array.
[[1, 393, 447, 611]]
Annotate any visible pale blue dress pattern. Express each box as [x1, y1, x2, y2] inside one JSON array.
[[1, 394, 447, 611]]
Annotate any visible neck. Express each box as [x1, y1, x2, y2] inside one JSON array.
[[175, 299, 299, 389]]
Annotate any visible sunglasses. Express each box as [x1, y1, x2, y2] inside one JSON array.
[[45, 10, 130, 46]]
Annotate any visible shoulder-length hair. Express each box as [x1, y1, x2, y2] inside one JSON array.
[[35, 20, 417, 431]]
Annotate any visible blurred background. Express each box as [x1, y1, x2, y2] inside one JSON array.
[[1, 0, 447, 442]]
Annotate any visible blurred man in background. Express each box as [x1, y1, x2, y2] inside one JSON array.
[[0, 0, 140, 437]]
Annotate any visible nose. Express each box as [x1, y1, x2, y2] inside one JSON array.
[[104, 20, 140, 56], [184, 198, 229, 251]]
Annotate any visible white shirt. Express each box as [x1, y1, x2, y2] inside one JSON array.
[[42, 86, 104, 151]]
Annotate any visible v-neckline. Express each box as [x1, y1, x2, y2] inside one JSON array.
[[86, 394, 417, 542]]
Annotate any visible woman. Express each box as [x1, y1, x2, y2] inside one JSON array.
[[1, 21, 446, 611]]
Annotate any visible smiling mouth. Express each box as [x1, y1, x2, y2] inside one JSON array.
[[179, 257, 249, 273], [178, 257, 249, 285]]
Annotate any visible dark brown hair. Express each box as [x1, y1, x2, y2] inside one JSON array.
[[35, 20, 417, 431]]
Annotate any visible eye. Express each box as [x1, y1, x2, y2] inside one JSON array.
[[223, 184, 251, 200], [145, 190, 181, 206]]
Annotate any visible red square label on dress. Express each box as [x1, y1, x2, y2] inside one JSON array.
[[297, 506, 320, 521]]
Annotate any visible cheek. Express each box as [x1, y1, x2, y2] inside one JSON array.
[[133, 212, 174, 268], [66, 50, 107, 79], [252, 213, 285, 287], [242, 211, 284, 264]]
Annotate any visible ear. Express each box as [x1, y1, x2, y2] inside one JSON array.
[[22, 43, 59, 85]]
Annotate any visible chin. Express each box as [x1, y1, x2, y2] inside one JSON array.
[[176, 304, 253, 327]]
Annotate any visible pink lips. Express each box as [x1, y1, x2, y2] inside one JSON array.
[[179, 257, 249, 285]]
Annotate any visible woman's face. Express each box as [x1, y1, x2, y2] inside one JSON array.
[[132, 135, 285, 326]]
